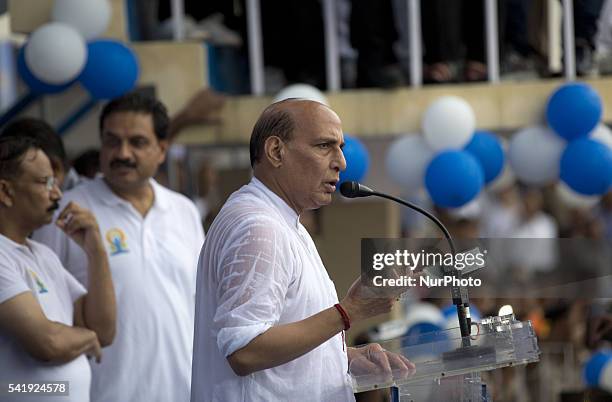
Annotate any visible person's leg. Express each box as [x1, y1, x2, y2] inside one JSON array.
[[351, 0, 404, 87], [421, 0, 462, 82], [284, 1, 326, 87], [259, 0, 326, 88], [505, 0, 531, 56], [574, 0, 605, 74], [574, 0, 605, 47], [462, 0, 487, 81]]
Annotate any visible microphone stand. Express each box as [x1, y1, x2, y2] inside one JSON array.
[[367, 190, 472, 347], [340, 181, 472, 347]]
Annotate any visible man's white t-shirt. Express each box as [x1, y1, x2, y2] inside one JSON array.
[[0, 234, 90, 402], [34, 177, 205, 402], [191, 177, 355, 402]]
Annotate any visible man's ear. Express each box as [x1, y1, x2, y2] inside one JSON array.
[[157, 139, 169, 164], [0, 180, 14, 208], [263, 136, 284, 168]]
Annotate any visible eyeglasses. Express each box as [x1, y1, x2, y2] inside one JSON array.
[[41, 176, 59, 192]]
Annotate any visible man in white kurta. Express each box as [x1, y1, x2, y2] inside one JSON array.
[[191, 99, 413, 402], [192, 177, 354, 401]]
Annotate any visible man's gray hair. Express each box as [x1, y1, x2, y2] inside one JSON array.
[[249, 100, 297, 167]]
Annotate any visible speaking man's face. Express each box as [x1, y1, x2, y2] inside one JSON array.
[[281, 103, 347, 212]]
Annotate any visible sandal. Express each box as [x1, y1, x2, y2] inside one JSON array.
[[464, 61, 488, 82], [424, 62, 454, 84]]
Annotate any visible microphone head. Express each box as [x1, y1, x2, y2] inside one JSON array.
[[340, 181, 372, 198], [339, 181, 359, 198]]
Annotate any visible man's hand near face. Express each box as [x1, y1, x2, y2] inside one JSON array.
[[55, 201, 116, 347], [55, 202, 104, 257]]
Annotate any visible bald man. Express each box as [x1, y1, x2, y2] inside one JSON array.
[[190, 100, 414, 402]]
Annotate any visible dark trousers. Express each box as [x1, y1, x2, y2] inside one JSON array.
[[573, 0, 605, 48], [421, 0, 507, 64], [350, 0, 399, 77]]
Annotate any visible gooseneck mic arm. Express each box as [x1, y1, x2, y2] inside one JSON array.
[[340, 181, 472, 342]]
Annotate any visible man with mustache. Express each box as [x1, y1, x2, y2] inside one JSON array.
[[35, 93, 205, 402], [191, 99, 414, 402], [0, 136, 115, 402]]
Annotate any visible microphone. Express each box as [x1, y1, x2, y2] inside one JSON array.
[[339, 181, 374, 198], [340, 180, 472, 342]]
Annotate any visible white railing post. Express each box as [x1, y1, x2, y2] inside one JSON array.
[[562, 0, 576, 80], [323, 0, 341, 91], [407, 0, 422, 87], [246, 0, 265, 95], [485, 0, 500, 83], [170, 0, 185, 41]]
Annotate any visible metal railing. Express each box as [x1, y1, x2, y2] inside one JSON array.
[[131, 0, 580, 93]]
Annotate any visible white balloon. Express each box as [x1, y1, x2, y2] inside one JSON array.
[[273, 84, 329, 106], [385, 135, 434, 193], [52, 0, 111, 39], [508, 126, 565, 186], [422, 96, 476, 151], [556, 181, 601, 209], [25, 22, 87, 84], [589, 123, 612, 150]]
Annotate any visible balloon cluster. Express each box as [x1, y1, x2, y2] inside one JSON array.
[[273, 84, 371, 185], [18, 0, 139, 99], [386, 96, 504, 208], [386, 84, 611, 209], [508, 82, 612, 202]]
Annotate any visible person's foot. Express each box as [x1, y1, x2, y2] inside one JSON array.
[[576, 39, 596, 77], [596, 49, 612, 75], [356, 64, 405, 88], [423, 62, 453, 84], [464, 61, 488, 82]]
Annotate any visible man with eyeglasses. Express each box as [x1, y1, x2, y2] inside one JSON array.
[[0, 117, 83, 191], [0, 136, 116, 402], [35, 93, 205, 402]]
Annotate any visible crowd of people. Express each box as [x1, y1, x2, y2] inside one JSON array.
[[132, 0, 612, 91]]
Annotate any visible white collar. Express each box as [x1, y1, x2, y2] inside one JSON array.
[[0, 232, 35, 252], [91, 177, 171, 212], [250, 177, 301, 229]]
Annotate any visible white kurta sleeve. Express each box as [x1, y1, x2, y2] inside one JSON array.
[[214, 217, 294, 357]]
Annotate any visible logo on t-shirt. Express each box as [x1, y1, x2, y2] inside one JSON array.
[[106, 228, 129, 256], [29, 270, 48, 294]]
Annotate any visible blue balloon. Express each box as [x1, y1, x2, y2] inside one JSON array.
[[546, 83, 602, 141], [402, 322, 446, 348], [584, 351, 612, 386], [464, 131, 505, 184], [560, 138, 612, 195], [425, 150, 484, 208], [79, 40, 139, 99], [339, 134, 369, 184], [17, 46, 72, 94]]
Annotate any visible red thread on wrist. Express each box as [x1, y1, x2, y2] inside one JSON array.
[[334, 303, 351, 331]]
